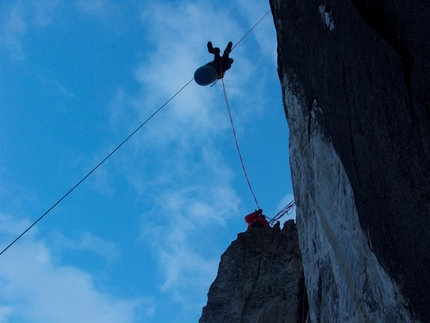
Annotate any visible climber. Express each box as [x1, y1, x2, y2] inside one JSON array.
[[194, 41, 234, 86], [206, 41, 234, 77], [244, 209, 270, 230]]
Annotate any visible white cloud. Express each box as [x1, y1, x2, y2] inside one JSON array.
[[52, 231, 121, 264], [0, 306, 13, 323], [31, 0, 60, 27], [75, 0, 116, 18], [0, 1, 288, 322], [0, 213, 32, 237], [104, 0, 282, 316], [88, 158, 117, 197], [0, 214, 142, 323], [0, 4, 26, 61], [36, 74, 74, 99], [139, 183, 240, 307], [0, 1, 60, 61], [236, 0, 277, 65]]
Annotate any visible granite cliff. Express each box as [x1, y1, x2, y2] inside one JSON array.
[[200, 220, 307, 323], [200, 0, 429, 322]]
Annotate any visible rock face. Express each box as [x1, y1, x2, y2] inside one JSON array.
[[199, 220, 307, 323], [270, 0, 430, 322], [200, 1, 429, 321]]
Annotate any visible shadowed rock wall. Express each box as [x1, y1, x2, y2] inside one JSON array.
[[270, 0, 430, 321], [199, 220, 307, 323]]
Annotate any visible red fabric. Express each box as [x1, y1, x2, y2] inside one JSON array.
[[244, 211, 258, 225], [245, 211, 269, 230]]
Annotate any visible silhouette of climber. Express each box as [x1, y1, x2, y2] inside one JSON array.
[[206, 41, 234, 79]]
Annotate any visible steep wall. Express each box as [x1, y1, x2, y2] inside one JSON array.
[[270, 0, 430, 322], [199, 220, 307, 323]]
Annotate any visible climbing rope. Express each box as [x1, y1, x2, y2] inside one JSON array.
[[267, 199, 295, 225], [0, 78, 194, 256], [214, 9, 273, 210], [217, 8, 296, 220], [231, 9, 271, 51], [0, 9, 273, 256], [221, 78, 261, 210]]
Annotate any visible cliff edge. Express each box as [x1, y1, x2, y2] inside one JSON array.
[[199, 220, 307, 323], [271, 0, 429, 321], [200, 0, 429, 321]]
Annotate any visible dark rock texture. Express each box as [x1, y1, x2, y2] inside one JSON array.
[[199, 220, 307, 323], [270, 0, 430, 321]]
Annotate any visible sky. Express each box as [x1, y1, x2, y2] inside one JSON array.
[[0, 0, 294, 322]]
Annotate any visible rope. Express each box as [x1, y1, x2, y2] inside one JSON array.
[[0, 78, 194, 256], [221, 78, 260, 209], [267, 199, 295, 225], [231, 9, 271, 51], [211, 8, 271, 85], [0, 8, 273, 255], [219, 8, 271, 210]]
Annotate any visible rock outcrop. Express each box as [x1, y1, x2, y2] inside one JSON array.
[[199, 220, 307, 323], [270, 0, 430, 322], [200, 0, 429, 322]]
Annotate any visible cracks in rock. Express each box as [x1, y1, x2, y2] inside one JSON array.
[[382, 213, 403, 270], [307, 97, 314, 142], [347, 113, 361, 190], [261, 242, 279, 323], [318, 4, 335, 33], [341, 60, 350, 105], [240, 241, 283, 323], [297, 273, 309, 323], [240, 252, 262, 323], [366, 230, 373, 251]]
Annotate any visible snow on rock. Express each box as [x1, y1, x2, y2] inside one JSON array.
[[284, 77, 413, 322], [318, 5, 334, 31], [200, 0, 429, 321], [271, 0, 430, 321]]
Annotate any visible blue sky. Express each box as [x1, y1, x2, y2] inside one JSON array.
[[0, 0, 294, 322]]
